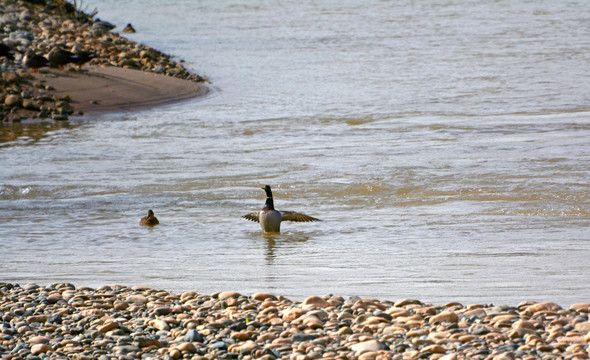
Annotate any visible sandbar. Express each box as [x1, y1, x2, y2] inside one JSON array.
[[32, 65, 209, 115]]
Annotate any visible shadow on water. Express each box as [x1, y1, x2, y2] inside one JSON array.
[[0, 120, 80, 146]]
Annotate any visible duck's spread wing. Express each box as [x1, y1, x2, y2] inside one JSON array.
[[242, 213, 260, 222], [280, 211, 321, 222]]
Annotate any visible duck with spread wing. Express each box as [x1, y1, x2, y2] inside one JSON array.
[[242, 185, 321, 233]]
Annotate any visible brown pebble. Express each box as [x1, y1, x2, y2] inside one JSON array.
[[98, 321, 119, 333], [422, 344, 447, 353], [27, 315, 50, 324], [114, 301, 129, 310], [127, 294, 148, 303], [152, 319, 170, 330], [570, 303, 590, 313], [574, 321, 590, 332], [228, 340, 258, 353], [302, 295, 330, 309], [252, 293, 278, 301], [523, 302, 562, 315], [31, 343, 51, 355], [218, 291, 241, 299], [177, 342, 197, 352], [168, 349, 181, 359], [154, 306, 171, 315], [29, 336, 50, 344], [429, 311, 459, 324]]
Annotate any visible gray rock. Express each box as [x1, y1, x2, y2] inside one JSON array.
[[184, 329, 204, 342], [209, 341, 227, 350], [291, 333, 317, 342]]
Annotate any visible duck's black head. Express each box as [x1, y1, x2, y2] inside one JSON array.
[[147, 209, 154, 217], [261, 185, 273, 198]]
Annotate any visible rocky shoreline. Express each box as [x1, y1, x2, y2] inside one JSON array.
[[1, 283, 589, 360], [0, 0, 207, 122]]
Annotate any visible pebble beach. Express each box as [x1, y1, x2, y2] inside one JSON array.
[[1, 283, 589, 360]]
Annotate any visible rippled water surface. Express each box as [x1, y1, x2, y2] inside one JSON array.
[[2, 0, 590, 305]]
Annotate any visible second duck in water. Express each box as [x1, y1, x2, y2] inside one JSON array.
[[140, 209, 159, 226], [242, 185, 321, 233]]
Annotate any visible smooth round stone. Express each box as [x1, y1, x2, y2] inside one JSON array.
[[113, 302, 128, 310], [230, 331, 251, 341], [180, 291, 197, 301], [302, 296, 330, 309], [574, 321, 590, 332], [338, 326, 353, 336], [114, 344, 140, 354], [153, 306, 171, 316], [302, 316, 323, 329], [394, 299, 422, 307], [4, 94, 21, 107], [97, 321, 119, 333], [283, 308, 306, 321], [46, 293, 63, 304], [523, 302, 562, 315], [291, 333, 317, 342], [358, 351, 381, 360], [150, 319, 169, 331], [251, 293, 278, 302], [570, 303, 590, 313], [27, 315, 50, 324], [209, 341, 227, 350], [429, 311, 459, 324], [177, 342, 197, 353], [127, 295, 148, 304], [218, 291, 241, 299], [462, 308, 487, 319], [228, 340, 257, 354], [422, 344, 447, 353], [29, 336, 50, 344], [184, 329, 204, 342], [458, 334, 479, 342], [31, 343, 51, 355], [512, 319, 536, 330], [439, 354, 458, 360], [350, 340, 386, 354]]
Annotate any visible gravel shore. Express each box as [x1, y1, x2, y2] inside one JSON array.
[[1, 283, 589, 360]]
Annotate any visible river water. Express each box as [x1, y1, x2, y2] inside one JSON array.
[[1, 0, 589, 306]]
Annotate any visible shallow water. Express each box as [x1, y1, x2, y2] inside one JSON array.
[[1, 0, 590, 306]]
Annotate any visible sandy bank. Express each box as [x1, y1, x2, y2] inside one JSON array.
[[1, 0, 208, 122], [31, 65, 209, 115]]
